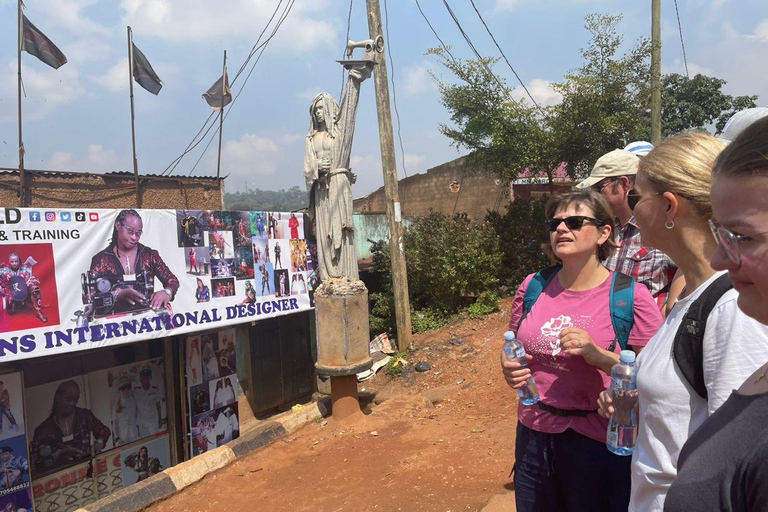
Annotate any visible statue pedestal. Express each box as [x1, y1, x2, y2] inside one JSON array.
[[314, 280, 372, 420]]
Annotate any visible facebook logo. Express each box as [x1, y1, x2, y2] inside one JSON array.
[[75, 212, 86, 222], [29, 211, 41, 222], [61, 212, 72, 222]]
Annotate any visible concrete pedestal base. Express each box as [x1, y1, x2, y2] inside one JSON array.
[[314, 280, 371, 420], [330, 375, 363, 421]]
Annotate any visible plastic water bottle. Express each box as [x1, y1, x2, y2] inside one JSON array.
[[606, 350, 639, 456], [502, 331, 540, 405]]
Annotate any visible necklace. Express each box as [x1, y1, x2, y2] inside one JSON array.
[[55, 415, 73, 436], [115, 248, 133, 273]]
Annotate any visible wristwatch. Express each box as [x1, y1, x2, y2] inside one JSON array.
[[163, 288, 174, 299]]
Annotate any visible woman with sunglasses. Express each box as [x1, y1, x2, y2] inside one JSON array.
[[597, 131, 768, 512], [663, 117, 768, 511], [503, 190, 662, 512]]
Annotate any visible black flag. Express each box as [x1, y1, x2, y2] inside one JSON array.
[[132, 43, 162, 95]]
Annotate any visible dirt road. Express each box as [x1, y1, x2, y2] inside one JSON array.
[[149, 299, 519, 512]]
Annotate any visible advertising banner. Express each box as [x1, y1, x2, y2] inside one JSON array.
[[0, 208, 314, 363]]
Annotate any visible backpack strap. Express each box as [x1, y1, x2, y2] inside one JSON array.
[[673, 274, 733, 400], [517, 266, 561, 332], [609, 272, 635, 351]]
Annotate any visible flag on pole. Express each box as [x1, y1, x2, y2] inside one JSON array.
[[131, 43, 162, 95], [202, 70, 232, 110], [21, 15, 68, 69]]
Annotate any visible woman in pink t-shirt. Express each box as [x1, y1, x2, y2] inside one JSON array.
[[502, 190, 662, 512]]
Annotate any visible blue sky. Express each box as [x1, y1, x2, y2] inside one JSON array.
[[0, 0, 766, 199]]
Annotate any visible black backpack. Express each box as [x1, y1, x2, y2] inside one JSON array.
[[673, 273, 733, 400]]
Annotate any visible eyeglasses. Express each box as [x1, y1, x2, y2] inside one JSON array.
[[708, 219, 768, 265], [592, 178, 619, 193], [627, 189, 663, 211], [546, 216, 606, 232], [120, 225, 143, 237]]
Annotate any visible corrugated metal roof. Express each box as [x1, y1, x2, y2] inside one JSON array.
[[0, 168, 220, 180]]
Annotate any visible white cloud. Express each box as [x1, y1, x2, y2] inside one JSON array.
[[747, 20, 768, 43], [120, 0, 339, 52], [403, 153, 426, 170], [510, 79, 563, 107], [47, 145, 126, 172], [687, 62, 715, 76], [0, 60, 84, 122], [402, 63, 436, 97], [299, 87, 324, 101], [492, 0, 523, 12]]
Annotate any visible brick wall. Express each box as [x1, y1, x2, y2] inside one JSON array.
[[353, 156, 576, 220], [0, 170, 223, 210]]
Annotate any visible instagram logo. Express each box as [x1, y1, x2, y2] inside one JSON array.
[[89, 212, 99, 222], [44, 212, 56, 222]]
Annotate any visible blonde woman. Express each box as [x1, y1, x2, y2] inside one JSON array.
[[597, 132, 768, 511], [664, 116, 768, 511]]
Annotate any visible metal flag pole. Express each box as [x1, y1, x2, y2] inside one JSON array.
[[17, 0, 26, 206], [215, 50, 227, 183], [127, 26, 141, 207]]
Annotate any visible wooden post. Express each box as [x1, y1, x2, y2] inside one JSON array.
[[127, 26, 141, 207], [365, 0, 412, 352], [17, 0, 26, 206], [651, 0, 662, 145]]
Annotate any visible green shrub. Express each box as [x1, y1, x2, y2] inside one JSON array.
[[385, 352, 408, 376], [486, 198, 551, 290], [467, 290, 501, 319]]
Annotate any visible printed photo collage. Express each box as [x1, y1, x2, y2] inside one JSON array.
[[176, 210, 319, 307], [0, 371, 33, 512], [185, 329, 240, 458], [20, 358, 170, 512]]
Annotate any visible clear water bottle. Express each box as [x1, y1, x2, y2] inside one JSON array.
[[502, 331, 540, 405], [606, 350, 639, 456]]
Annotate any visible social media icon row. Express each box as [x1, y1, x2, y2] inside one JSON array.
[[29, 211, 99, 222]]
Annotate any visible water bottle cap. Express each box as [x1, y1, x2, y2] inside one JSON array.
[[619, 350, 636, 364], [503, 331, 515, 342]]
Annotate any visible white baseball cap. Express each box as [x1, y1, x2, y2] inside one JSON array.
[[623, 141, 654, 157], [576, 149, 640, 190]]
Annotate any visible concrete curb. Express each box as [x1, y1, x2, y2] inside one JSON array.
[[73, 399, 330, 512]]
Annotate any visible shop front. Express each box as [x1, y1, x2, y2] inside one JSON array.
[[0, 207, 317, 512]]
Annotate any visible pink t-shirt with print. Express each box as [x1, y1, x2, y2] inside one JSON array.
[[508, 271, 662, 443]]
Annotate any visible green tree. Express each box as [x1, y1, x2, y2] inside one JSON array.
[[428, 48, 562, 189], [549, 13, 652, 175], [661, 73, 757, 135]]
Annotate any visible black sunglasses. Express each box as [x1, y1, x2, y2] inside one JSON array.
[[546, 216, 606, 232], [627, 189, 663, 211]]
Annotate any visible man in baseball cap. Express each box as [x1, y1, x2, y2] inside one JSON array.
[[577, 149, 678, 311]]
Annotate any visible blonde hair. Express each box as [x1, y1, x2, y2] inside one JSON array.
[[638, 132, 726, 220]]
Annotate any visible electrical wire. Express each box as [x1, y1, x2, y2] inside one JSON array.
[[414, 0, 460, 67], [160, 0, 287, 176], [673, 0, 689, 78], [467, 0, 543, 112], [438, 0, 522, 107], [187, 0, 296, 176], [383, 0, 408, 178]]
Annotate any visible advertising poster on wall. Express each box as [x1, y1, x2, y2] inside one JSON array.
[[0, 209, 314, 364], [86, 359, 167, 450], [0, 434, 30, 496], [25, 376, 110, 479], [0, 487, 32, 512], [120, 435, 170, 487], [185, 328, 238, 459], [0, 372, 25, 443], [32, 459, 97, 512], [190, 404, 239, 458]]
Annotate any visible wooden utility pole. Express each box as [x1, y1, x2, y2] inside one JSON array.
[[17, 0, 26, 206], [127, 26, 141, 207], [650, 0, 662, 145], [365, 0, 412, 351]]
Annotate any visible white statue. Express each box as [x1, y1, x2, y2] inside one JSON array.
[[304, 62, 372, 282]]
